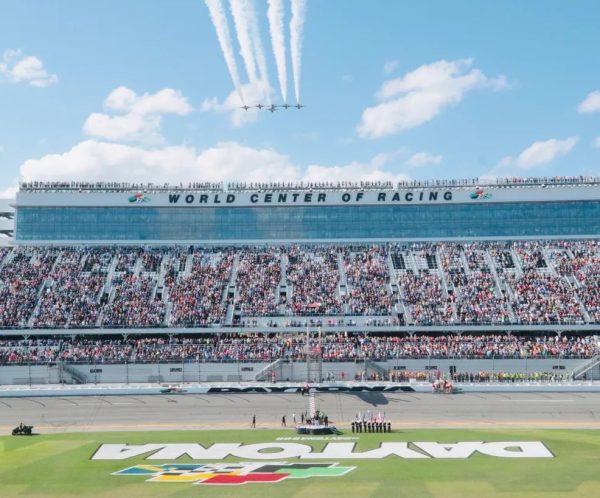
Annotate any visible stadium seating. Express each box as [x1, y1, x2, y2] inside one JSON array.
[[0, 241, 598, 329], [0, 333, 597, 365]]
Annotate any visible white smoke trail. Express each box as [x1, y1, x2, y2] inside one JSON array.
[[267, 0, 287, 103], [289, 0, 307, 104], [230, 0, 258, 85], [204, 0, 245, 104], [246, 0, 271, 105]]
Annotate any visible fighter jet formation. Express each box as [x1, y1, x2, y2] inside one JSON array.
[[205, 0, 307, 116], [241, 103, 305, 111]]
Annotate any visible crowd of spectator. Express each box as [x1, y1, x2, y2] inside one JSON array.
[[234, 250, 282, 317], [0, 241, 598, 328], [506, 270, 584, 324], [287, 246, 343, 315], [0, 249, 57, 328], [100, 275, 166, 327], [344, 247, 393, 315], [168, 251, 234, 327], [387, 370, 573, 383], [0, 333, 597, 364], [399, 271, 455, 325], [32, 251, 100, 328]]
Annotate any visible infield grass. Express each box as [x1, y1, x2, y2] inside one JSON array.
[[1, 429, 600, 497]]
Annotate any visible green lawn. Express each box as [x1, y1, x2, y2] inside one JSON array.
[[1, 429, 600, 497]]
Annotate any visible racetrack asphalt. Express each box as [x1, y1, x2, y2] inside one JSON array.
[[1, 391, 600, 433]]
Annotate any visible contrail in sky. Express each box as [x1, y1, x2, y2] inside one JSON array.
[[204, 0, 245, 104], [267, 0, 287, 103], [289, 0, 307, 104], [230, 0, 258, 85], [246, 0, 271, 105]]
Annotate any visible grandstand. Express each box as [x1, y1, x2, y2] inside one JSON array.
[[1, 177, 600, 384]]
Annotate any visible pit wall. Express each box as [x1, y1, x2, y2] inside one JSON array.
[[0, 358, 584, 385]]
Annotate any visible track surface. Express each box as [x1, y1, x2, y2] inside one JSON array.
[[1, 392, 600, 433]]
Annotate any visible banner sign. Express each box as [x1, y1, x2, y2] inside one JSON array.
[[16, 184, 600, 208]]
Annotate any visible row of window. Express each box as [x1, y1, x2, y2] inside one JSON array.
[[15, 201, 600, 241]]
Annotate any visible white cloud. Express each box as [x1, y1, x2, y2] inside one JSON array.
[[303, 162, 409, 183], [0, 183, 18, 198], [83, 113, 162, 144], [202, 80, 274, 127], [499, 137, 579, 169], [383, 60, 399, 75], [357, 59, 508, 139], [104, 86, 192, 115], [82, 87, 192, 143], [303, 150, 410, 183], [594, 136, 600, 149], [20, 140, 298, 183], [577, 91, 600, 114], [0, 49, 58, 87], [0, 145, 4, 153], [404, 152, 442, 168], [18, 140, 411, 186]]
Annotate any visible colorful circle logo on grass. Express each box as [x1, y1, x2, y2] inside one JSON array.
[[128, 192, 151, 203], [113, 462, 355, 486], [469, 189, 492, 200]]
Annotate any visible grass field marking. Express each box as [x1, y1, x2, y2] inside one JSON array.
[[3, 429, 600, 497]]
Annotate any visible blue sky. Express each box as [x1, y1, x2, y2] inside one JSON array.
[[1, 0, 599, 195]]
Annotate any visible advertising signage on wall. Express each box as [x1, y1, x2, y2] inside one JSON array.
[[15, 184, 600, 208], [165, 190, 455, 206]]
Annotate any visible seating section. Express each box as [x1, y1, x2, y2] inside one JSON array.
[[0, 241, 598, 328], [0, 333, 597, 364], [287, 246, 343, 315]]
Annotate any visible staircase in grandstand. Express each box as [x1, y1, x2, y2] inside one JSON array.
[[306, 329, 323, 383], [364, 359, 389, 380], [58, 361, 88, 384], [254, 358, 285, 381], [571, 354, 600, 380], [306, 350, 323, 383]]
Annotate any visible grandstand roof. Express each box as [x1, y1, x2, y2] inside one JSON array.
[[18, 176, 600, 194]]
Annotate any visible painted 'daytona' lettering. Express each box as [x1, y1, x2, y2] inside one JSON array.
[[92, 441, 554, 460]]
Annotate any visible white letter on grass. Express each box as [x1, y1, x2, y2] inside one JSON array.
[[233, 443, 312, 460], [303, 442, 429, 459], [148, 443, 241, 460], [92, 444, 165, 460], [476, 441, 554, 458], [413, 442, 484, 459]]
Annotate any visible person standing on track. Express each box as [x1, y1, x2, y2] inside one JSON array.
[[282, 415, 286, 427], [252, 414, 256, 428]]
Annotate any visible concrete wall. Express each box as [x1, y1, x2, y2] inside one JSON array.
[[0, 358, 587, 385]]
